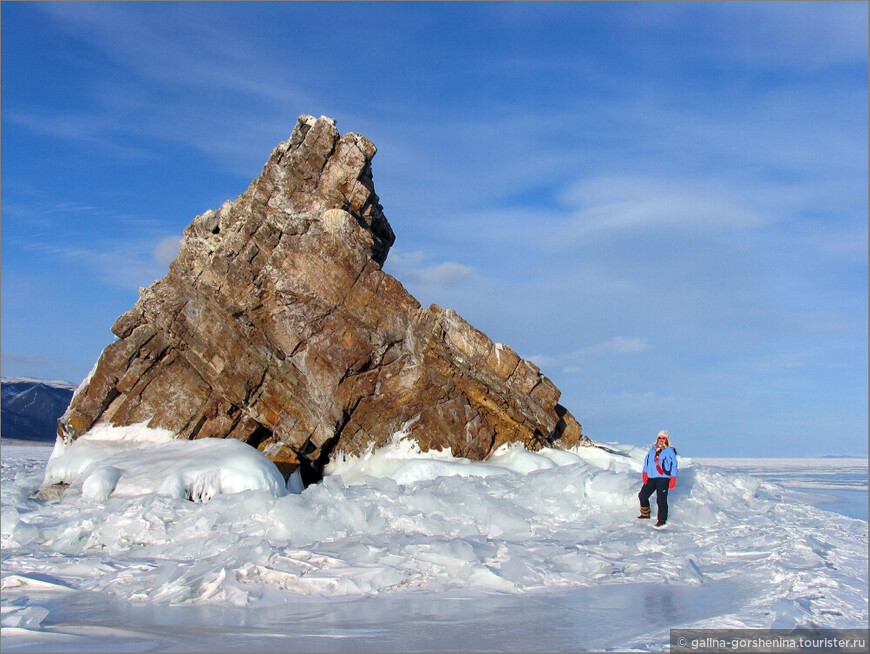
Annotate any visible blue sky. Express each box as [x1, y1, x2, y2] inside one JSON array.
[[2, 1, 867, 457]]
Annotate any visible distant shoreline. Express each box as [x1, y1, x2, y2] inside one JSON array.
[[0, 437, 55, 447], [694, 456, 868, 463]]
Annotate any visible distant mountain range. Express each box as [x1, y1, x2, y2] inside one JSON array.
[[1, 377, 76, 442]]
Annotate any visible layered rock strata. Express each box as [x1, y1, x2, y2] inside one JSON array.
[[60, 115, 588, 480]]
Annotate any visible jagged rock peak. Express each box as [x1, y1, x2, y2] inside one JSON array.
[[58, 114, 588, 484], [210, 113, 395, 266]]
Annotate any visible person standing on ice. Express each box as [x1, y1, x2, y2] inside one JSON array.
[[637, 430, 678, 528]]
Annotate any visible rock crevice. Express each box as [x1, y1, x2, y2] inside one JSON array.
[[60, 115, 588, 480]]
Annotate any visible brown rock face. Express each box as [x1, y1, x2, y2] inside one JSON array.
[[60, 115, 588, 480]]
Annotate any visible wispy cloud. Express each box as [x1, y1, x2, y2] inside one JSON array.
[[529, 336, 650, 374], [36, 2, 296, 99], [614, 390, 676, 406], [1, 199, 180, 292], [699, 1, 868, 70], [578, 336, 650, 357], [1, 200, 163, 234], [25, 2, 315, 176], [23, 238, 176, 291], [385, 250, 480, 291], [555, 176, 765, 242], [153, 236, 183, 269], [4, 109, 156, 162]]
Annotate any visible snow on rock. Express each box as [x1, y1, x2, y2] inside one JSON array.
[[42, 422, 286, 501], [324, 435, 516, 485], [1, 437, 867, 635]]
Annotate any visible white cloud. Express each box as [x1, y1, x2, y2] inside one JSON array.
[[414, 262, 477, 288], [4, 109, 155, 162], [614, 391, 676, 405], [529, 337, 650, 375], [556, 176, 765, 242], [562, 337, 650, 373], [386, 250, 428, 269], [593, 336, 649, 355], [526, 354, 561, 371], [153, 236, 182, 268], [384, 250, 480, 291], [24, 236, 178, 292]]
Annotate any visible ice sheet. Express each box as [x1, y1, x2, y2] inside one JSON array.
[[1, 439, 867, 652]]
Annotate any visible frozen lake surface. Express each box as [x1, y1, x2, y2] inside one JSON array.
[[2, 441, 867, 652], [694, 457, 868, 522]]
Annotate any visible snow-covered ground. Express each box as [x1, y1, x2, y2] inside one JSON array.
[[1, 434, 867, 652]]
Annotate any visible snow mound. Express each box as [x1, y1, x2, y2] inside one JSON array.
[[42, 423, 286, 501]]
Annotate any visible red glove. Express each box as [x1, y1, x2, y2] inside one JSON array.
[[643, 472, 649, 484], [668, 477, 676, 489]]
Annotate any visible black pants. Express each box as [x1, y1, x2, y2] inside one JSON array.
[[638, 477, 670, 522]]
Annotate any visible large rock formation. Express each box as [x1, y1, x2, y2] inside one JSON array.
[[60, 115, 588, 480]]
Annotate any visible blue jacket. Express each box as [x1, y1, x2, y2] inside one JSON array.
[[642, 445, 678, 478]]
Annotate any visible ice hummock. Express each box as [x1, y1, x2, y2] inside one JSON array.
[[42, 422, 287, 501], [1, 426, 867, 649]]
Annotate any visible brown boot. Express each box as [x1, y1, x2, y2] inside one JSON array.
[[637, 507, 651, 519], [654, 520, 667, 528]]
